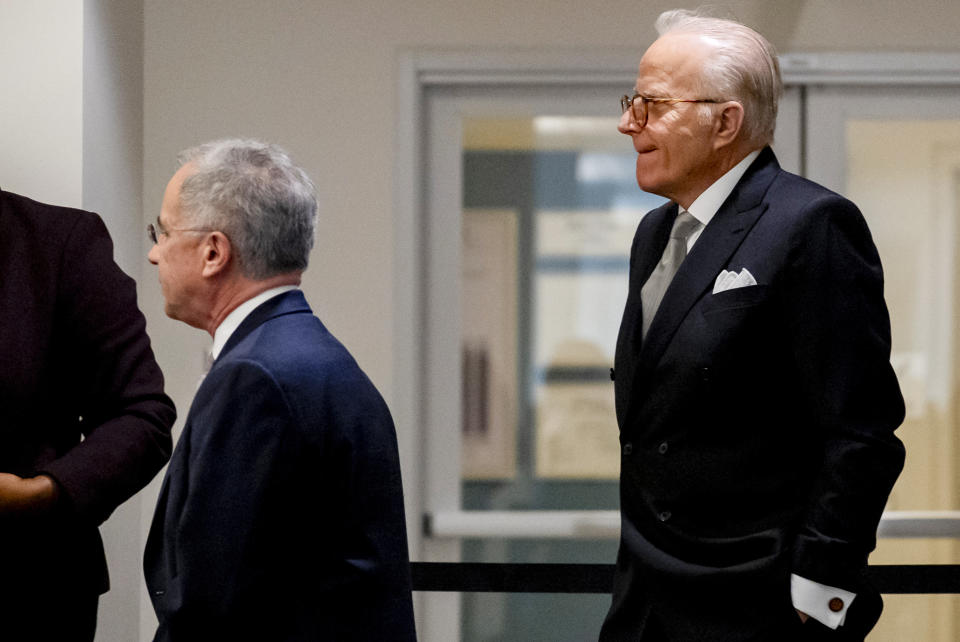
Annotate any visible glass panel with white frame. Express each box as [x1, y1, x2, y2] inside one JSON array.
[[419, 81, 801, 641], [411, 53, 960, 642], [424, 61, 960, 642], [806, 83, 960, 642], [459, 113, 657, 641]]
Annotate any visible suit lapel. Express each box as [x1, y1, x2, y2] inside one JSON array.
[[637, 148, 780, 375], [614, 203, 677, 425], [145, 418, 191, 578]]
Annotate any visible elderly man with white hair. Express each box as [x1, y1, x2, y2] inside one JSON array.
[[602, 9, 905, 641]]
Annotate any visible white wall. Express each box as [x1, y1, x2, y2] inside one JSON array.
[[0, 0, 82, 206]]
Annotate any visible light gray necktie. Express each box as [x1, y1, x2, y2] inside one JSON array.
[[640, 210, 702, 338]]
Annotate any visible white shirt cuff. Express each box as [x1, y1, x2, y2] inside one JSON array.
[[790, 573, 856, 629]]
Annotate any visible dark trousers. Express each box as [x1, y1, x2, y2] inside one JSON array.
[[2, 591, 98, 642], [638, 610, 825, 642]]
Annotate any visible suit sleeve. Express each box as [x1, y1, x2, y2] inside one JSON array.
[[38, 212, 175, 525], [783, 194, 905, 589], [162, 360, 299, 637]]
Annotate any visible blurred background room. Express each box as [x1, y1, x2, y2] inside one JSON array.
[[3, 1, 960, 639]]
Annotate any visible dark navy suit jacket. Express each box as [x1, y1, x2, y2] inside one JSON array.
[[145, 290, 416, 641], [601, 149, 905, 641]]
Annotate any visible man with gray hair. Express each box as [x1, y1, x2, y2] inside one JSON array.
[[603, 9, 904, 641], [143, 139, 416, 641]]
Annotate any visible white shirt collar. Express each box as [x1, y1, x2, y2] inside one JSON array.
[[683, 149, 762, 249], [211, 285, 299, 359]]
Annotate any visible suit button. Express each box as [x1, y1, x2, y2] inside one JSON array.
[[622, 443, 633, 455], [658, 442, 668, 454], [658, 510, 672, 522], [154, 590, 165, 596], [700, 367, 711, 382], [609, 368, 615, 381], [828, 597, 844, 612]]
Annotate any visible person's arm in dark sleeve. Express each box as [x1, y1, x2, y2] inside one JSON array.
[[784, 195, 905, 589], [34, 211, 175, 525], [161, 361, 295, 638]]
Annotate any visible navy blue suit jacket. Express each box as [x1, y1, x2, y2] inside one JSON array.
[[601, 149, 905, 640], [145, 291, 415, 641]]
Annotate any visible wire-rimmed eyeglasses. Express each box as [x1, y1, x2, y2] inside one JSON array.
[[147, 217, 215, 244], [620, 93, 724, 129]]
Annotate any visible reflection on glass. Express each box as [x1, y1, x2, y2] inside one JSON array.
[[459, 116, 664, 641], [845, 119, 960, 640], [461, 209, 518, 480]]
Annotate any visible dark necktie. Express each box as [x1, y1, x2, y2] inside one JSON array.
[[640, 210, 702, 338]]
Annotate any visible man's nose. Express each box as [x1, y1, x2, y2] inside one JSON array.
[[147, 244, 159, 265], [618, 109, 640, 135]]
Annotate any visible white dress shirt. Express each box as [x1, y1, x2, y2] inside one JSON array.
[[683, 149, 760, 250]]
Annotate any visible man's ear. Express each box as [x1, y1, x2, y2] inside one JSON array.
[[200, 231, 231, 278], [713, 101, 745, 149]]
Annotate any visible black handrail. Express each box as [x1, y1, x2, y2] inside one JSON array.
[[411, 562, 960, 594]]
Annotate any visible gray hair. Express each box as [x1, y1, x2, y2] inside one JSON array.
[[655, 8, 783, 147], [176, 139, 317, 280]]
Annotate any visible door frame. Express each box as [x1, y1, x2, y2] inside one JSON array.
[[394, 50, 960, 642]]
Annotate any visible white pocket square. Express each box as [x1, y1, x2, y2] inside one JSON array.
[[713, 268, 757, 294]]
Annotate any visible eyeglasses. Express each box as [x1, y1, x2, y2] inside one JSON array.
[[620, 93, 723, 129], [147, 217, 214, 244]]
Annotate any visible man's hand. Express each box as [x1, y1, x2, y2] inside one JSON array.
[[796, 609, 810, 624], [0, 473, 60, 515]]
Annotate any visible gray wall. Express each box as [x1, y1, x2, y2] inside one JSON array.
[[83, 3, 146, 640]]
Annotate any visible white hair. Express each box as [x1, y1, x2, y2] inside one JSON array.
[[177, 139, 317, 280], [655, 8, 783, 147]]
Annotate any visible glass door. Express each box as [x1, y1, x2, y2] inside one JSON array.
[[806, 85, 960, 641], [421, 80, 802, 641]]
